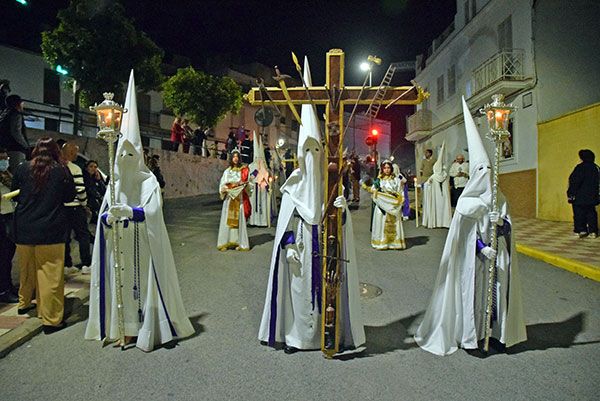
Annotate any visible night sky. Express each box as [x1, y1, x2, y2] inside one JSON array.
[[3, 0, 455, 166], [3, 0, 455, 85]]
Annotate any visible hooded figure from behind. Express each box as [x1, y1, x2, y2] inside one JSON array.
[[85, 71, 194, 351], [414, 97, 526, 356]]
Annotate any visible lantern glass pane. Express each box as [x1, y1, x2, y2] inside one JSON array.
[[113, 110, 122, 131]]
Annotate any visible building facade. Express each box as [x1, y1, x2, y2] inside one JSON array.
[[407, 0, 600, 219]]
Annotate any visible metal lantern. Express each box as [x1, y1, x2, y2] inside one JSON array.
[[480, 94, 515, 135], [478, 93, 516, 354], [89, 91, 128, 349], [90, 92, 126, 137]]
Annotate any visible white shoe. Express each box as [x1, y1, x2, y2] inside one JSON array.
[[81, 265, 91, 274], [589, 233, 598, 239]]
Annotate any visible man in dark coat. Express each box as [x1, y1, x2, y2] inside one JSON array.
[[567, 149, 599, 238], [0, 95, 29, 172]]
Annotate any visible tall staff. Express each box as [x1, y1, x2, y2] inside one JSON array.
[[90, 93, 128, 349], [479, 94, 514, 353]]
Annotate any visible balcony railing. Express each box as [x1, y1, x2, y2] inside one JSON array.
[[407, 109, 432, 135], [472, 49, 525, 95]]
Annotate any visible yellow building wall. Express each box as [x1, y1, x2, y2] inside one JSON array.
[[538, 103, 600, 221]]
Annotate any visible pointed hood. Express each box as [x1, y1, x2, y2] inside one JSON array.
[[112, 70, 155, 206], [280, 56, 323, 224], [456, 96, 492, 216], [430, 141, 448, 183], [250, 131, 270, 188], [462, 97, 489, 177]]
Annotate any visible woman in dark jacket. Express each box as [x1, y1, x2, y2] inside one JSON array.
[[567, 149, 599, 238], [12, 137, 76, 333]]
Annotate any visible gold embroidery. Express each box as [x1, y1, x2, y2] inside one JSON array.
[[227, 198, 240, 228]]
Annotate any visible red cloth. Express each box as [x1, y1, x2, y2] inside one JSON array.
[[241, 166, 252, 220], [170, 122, 185, 143]]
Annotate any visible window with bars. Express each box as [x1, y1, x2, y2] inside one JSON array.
[[464, 1, 470, 24], [437, 75, 445, 105], [498, 15, 513, 50], [447, 65, 456, 97], [471, 0, 477, 20]]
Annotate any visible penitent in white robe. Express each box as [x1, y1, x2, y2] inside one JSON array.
[[86, 72, 193, 352], [414, 193, 526, 355], [217, 166, 250, 251], [422, 173, 452, 228], [258, 192, 365, 350], [247, 180, 273, 227], [370, 176, 406, 250]]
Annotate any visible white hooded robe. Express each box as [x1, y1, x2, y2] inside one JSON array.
[[414, 98, 526, 355], [85, 72, 194, 351]]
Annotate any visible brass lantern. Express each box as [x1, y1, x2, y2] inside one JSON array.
[[480, 94, 515, 135], [89, 92, 127, 138]]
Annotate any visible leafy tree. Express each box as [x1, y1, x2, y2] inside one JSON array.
[[41, 0, 163, 106], [162, 67, 243, 130]]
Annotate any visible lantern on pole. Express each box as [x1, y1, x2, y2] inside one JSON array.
[[90, 92, 128, 349], [478, 93, 515, 353]]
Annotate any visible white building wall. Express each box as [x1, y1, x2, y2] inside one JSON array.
[[413, 0, 537, 175]]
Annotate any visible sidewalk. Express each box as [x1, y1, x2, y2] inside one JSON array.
[[512, 216, 600, 282], [0, 271, 90, 358]]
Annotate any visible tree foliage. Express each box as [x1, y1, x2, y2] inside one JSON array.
[[41, 0, 163, 105], [162, 67, 243, 129]]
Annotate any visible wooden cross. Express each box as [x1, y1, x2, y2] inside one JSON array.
[[246, 48, 427, 357]]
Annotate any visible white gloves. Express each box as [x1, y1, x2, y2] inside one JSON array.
[[286, 248, 300, 264], [481, 246, 497, 260], [488, 211, 504, 226], [333, 195, 347, 209], [106, 204, 133, 225]]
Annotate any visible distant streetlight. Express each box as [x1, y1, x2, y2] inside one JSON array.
[[15, 0, 28, 5], [360, 62, 372, 86], [56, 65, 69, 75]]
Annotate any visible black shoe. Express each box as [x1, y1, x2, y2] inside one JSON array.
[[283, 345, 298, 354], [0, 291, 19, 303], [43, 321, 67, 335], [17, 304, 36, 315]]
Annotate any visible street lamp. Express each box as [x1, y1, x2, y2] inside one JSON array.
[[360, 62, 372, 86], [89, 92, 127, 349], [478, 93, 515, 354]]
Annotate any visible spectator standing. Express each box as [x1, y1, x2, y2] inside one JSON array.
[[192, 127, 206, 156], [240, 133, 253, 164], [148, 154, 166, 189], [181, 119, 193, 153], [12, 138, 76, 333], [420, 149, 436, 184], [448, 154, 470, 207], [170, 117, 184, 152], [62, 142, 91, 271], [567, 149, 599, 238], [0, 94, 30, 173], [226, 131, 237, 155], [0, 147, 17, 303], [83, 159, 107, 223]]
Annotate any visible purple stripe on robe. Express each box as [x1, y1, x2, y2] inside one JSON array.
[[268, 230, 295, 347], [99, 223, 106, 340], [402, 183, 410, 217], [131, 207, 145, 222], [476, 239, 487, 253], [152, 263, 178, 337], [311, 224, 322, 311]]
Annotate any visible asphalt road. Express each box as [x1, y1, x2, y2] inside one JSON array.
[[1, 194, 598, 401]]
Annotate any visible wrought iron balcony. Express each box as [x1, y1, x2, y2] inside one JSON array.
[[406, 109, 432, 141], [472, 49, 526, 95]]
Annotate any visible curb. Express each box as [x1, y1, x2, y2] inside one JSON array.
[[516, 243, 600, 282], [0, 287, 90, 359]]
